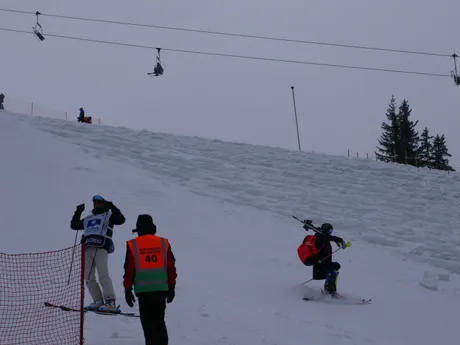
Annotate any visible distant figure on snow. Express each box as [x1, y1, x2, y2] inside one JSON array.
[[77, 107, 92, 124], [0, 93, 5, 110], [297, 219, 347, 297], [78, 107, 85, 122]]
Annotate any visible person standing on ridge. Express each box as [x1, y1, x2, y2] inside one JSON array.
[[78, 107, 85, 122], [297, 220, 347, 296], [0, 93, 5, 110], [71, 195, 126, 312], [123, 214, 177, 345]]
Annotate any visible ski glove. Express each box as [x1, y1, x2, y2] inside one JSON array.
[[76, 203, 85, 212], [166, 287, 175, 304], [336, 240, 347, 249], [331, 236, 346, 249], [125, 288, 136, 308]]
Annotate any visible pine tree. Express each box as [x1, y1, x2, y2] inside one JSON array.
[[417, 127, 434, 168], [397, 99, 419, 166], [376, 95, 399, 162], [432, 134, 454, 171]]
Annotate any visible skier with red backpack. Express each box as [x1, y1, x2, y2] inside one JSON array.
[[297, 219, 348, 296]]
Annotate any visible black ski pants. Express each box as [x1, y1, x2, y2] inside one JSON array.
[[312, 261, 341, 280], [137, 291, 169, 345]]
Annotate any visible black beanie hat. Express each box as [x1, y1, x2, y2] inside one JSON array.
[[133, 214, 157, 235]]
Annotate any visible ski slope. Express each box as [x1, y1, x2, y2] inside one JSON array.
[[1, 111, 459, 345]]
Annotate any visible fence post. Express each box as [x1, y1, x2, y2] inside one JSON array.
[[31, 102, 34, 116], [65, 112, 68, 121]]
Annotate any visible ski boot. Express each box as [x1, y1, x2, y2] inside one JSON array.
[[98, 299, 121, 313], [323, 270, 339, 298], [84, 300, 104, 311]]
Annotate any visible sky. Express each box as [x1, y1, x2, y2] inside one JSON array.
[[1, 0, 459, 165]]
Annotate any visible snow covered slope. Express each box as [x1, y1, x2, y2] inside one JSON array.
[[1, 111, 459, 345], [16, 111, 460, 275]]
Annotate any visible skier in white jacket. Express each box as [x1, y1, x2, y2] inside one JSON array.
[[71, 195, 126, 312]]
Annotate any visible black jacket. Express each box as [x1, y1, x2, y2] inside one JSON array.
[[71, 203, 126, 237], [303, 233, 343, 266]]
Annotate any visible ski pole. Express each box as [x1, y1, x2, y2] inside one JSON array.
[[68, 229, 80, 285], [299, 244, 350, 284], [300, 278, 314, 285], [318, 244, 351, 263], [299, 248, 341, 286]]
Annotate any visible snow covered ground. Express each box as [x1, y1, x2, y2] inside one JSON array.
[[18, 110, 460, 275], [1, 110, 459, 345]]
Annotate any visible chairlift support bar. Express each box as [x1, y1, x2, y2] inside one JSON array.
[[156, 48, 162, 62], [453, 54, 458, 75], [34, 11, 42, 31]]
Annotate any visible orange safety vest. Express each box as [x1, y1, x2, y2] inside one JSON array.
[[127, 235, 170, 293]]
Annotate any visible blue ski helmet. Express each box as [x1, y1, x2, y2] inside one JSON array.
[[320, 223, 333, 235], [92, 195, 105, 202]]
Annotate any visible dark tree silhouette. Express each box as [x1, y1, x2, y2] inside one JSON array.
[[432, 134, 454, 171], [397, 99, 419, 166], [417, 127, 434, 168], [376, 95, 399, 162]]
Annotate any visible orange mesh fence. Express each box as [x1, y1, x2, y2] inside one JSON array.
[[0, 243, 85, 345]]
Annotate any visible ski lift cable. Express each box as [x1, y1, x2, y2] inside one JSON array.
[[0, 7, 455, 59], [0, 27, 453, 79]]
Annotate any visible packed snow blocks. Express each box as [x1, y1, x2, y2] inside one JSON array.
[[419, 270, 450, 291], [0, 243, 85, 345]]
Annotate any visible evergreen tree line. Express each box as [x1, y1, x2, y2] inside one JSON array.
[[376, 95, 454, 171]]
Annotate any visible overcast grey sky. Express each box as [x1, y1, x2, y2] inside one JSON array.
[[1, 0, 459, 165]]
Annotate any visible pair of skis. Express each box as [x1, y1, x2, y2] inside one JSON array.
[[302, 292, 371, 305], [44, 302, 140, 317]]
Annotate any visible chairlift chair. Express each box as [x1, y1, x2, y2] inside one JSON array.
[[147, 48, 165, 76], [33, 11, 45, 41], [452, 54, 460, 86]]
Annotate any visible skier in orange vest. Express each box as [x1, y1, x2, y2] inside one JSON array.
[[123, 214, 177, 345], [297, 220, 347, 296]]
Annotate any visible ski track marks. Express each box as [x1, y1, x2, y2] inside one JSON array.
[[22, 114, 460, 275]]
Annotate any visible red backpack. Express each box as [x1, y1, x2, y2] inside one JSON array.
[[297, 235, 320, 264]]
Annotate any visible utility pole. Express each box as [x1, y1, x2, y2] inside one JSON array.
[[290, 86, 301, 151]]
